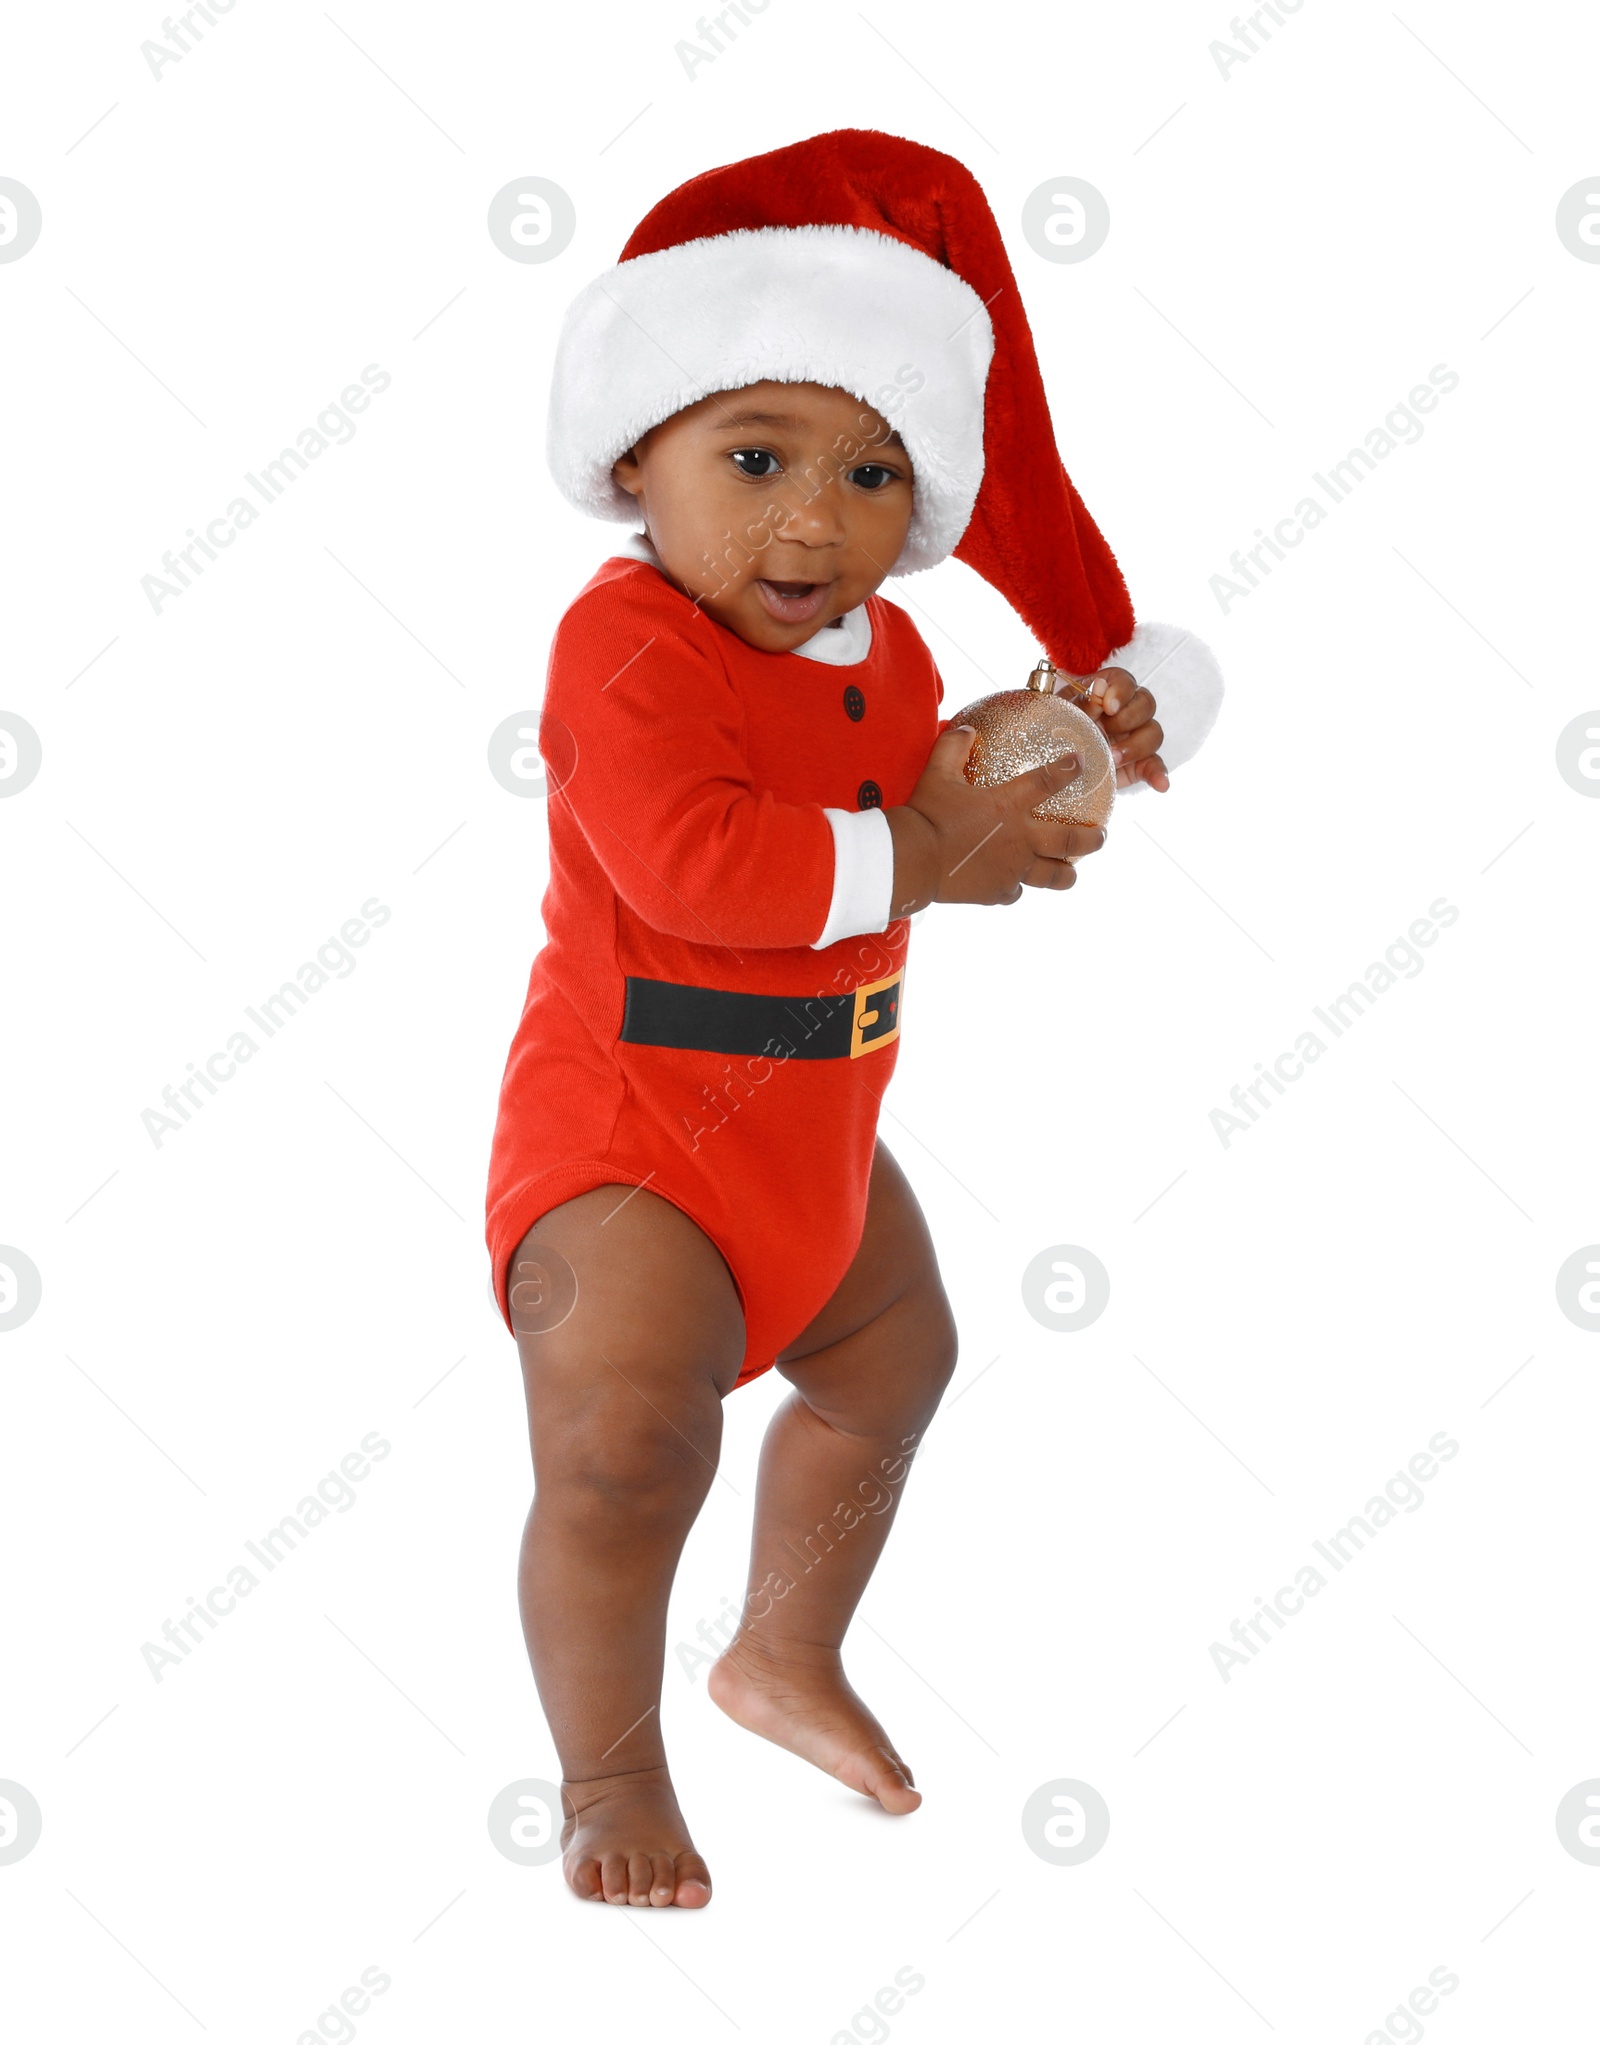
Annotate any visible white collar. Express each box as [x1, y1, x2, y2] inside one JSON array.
[[609, 531, 873, 666]]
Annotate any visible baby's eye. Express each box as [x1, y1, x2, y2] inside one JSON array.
[[849, 463, 896, 491], [730, 448, 780, 478]]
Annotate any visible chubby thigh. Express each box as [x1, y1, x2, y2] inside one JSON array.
[[510, 1183, 747, 1501]]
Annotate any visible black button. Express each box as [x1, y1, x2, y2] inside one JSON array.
[[843, 684, 866, 721], [857, 779, 882, 809]]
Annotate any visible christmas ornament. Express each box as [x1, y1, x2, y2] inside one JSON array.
[[952, 657, 1116, 829]]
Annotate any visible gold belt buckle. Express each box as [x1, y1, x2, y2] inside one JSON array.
[[849, 970, 903, 1058]]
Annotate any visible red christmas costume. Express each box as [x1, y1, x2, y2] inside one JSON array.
[[486, 554, 949, 1388], [484, 131, 1225, 1385]]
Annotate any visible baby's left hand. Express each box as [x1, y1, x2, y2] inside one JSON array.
[[1063, 667, 1169, 792]]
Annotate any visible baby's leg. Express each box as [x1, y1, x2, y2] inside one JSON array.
[[512, 1184, 745, 1906], [708, 1140, 958, 1812]]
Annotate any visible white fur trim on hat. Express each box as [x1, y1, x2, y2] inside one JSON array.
[[546, 225, 995, 573]]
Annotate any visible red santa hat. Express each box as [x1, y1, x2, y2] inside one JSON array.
[[547, 128, 1135, 677]]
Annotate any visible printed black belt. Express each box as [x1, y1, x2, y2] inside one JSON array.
[[619, 970, 903, 1061]]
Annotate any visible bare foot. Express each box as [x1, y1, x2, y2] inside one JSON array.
[[708, 1634, 921, 1814], [560, 1765, 712, 1907]]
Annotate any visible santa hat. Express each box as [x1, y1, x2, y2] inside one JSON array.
[[546, 129, 1155, 681]]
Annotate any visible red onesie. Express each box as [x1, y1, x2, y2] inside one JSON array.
[[486, 553, 950, 1389]]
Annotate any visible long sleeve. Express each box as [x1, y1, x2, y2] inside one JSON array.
[[543, 573, 837, 951]]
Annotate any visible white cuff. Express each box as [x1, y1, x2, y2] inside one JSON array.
[[1091, 620, 1225, 794], [811, 806, 895, 948]]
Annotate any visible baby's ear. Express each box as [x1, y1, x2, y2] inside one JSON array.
[[611, 446, 643, 498]]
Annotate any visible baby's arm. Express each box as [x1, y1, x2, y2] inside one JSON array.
[[885, 728, 1104, 919], [545, 578, 1106, 948], [545, 604, 834, 950], [545, 579, 987, 953]]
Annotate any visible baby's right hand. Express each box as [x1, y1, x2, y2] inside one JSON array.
[[886, 724, 1106, 916]]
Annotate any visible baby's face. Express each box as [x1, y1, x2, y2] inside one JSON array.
[[610, 380, 915, 652]]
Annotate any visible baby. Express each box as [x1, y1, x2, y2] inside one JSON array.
[[485, 130, 1213, 1909]]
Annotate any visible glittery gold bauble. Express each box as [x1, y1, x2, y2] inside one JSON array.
[[951, 657, 1116, 828]]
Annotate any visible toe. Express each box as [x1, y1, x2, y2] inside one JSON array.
[[600, 1851, 630, 1903], [648, 1852, 678, 1906], [864, 1746, 922, 1815], [566, 1853, 604, 1903], [627, 1851, 654, 1906], [674, 1850, 713, 1908]]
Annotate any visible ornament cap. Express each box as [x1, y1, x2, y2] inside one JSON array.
[[1030, 652, 1095, 704]]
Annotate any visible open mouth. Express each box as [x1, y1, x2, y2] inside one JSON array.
[[753, 577, 832, 625]]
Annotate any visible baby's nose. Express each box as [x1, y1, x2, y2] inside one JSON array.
[[773, 488, 846, 544]]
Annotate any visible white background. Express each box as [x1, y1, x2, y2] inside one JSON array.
[[3, 0, 1598, 2038]]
